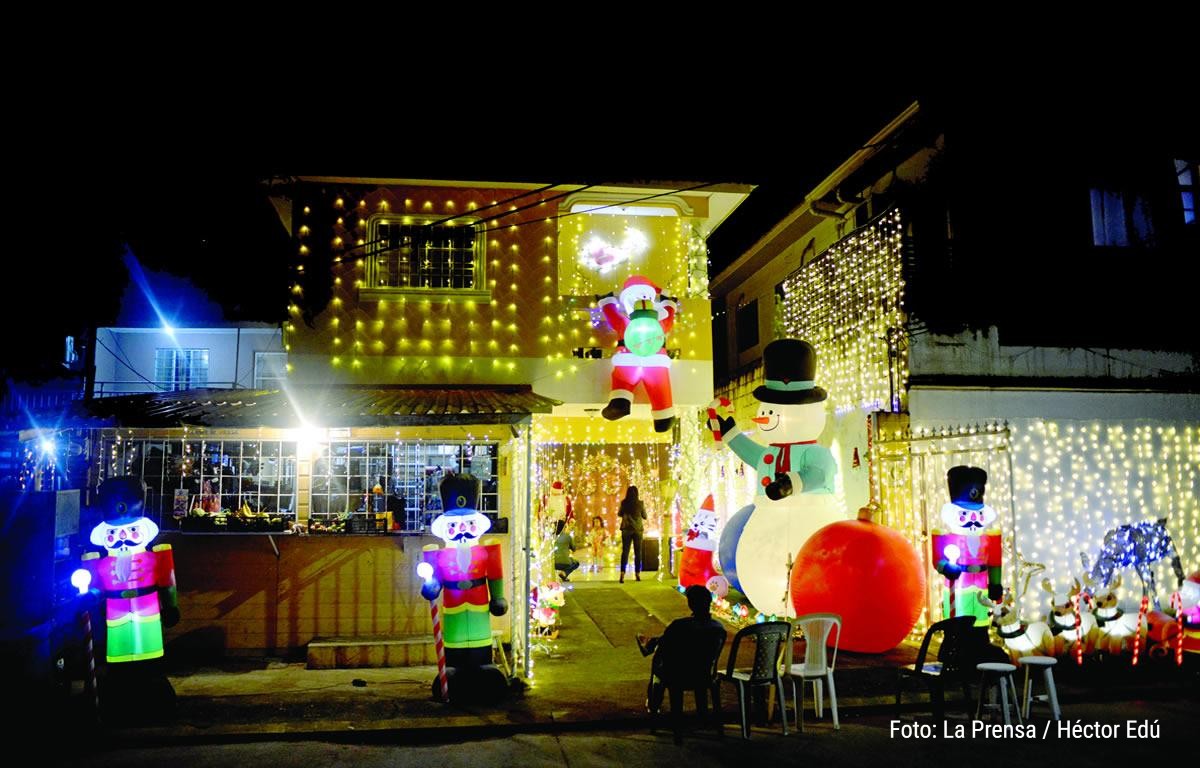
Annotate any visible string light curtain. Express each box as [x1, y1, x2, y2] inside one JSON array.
[[779, 208, 906, 415], [1009, 420, 1199, 618]]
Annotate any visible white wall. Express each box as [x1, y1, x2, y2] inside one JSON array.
[[94, 327, 283, 396]]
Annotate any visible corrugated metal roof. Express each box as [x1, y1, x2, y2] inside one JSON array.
[[43, 386, 560, 428]]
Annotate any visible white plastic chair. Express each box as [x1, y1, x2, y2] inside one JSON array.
[[783, 613, 841, 731]]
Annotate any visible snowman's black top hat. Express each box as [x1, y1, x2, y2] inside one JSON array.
[[753, 339, 827, 405]]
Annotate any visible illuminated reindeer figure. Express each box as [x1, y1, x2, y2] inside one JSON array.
[[1041, 578, 1097, 662], [977, 551, 1051, 662], [1081, 572, 1143, 656], [978, 589, 1052, 662], [1081, 518, 1183, 610]]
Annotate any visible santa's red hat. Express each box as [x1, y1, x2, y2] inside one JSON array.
[[619, 275, 659, 307], [622, 275, 660, 294], [698, 494, 714, 513]]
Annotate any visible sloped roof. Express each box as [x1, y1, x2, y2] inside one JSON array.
[[46, 386, 559, 429]]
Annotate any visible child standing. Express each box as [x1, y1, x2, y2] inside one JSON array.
[[589, 515, 608, 573]]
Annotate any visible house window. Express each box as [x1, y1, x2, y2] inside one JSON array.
[[154, 349, 208, 391], [736, 300, 759, 353], [310, 440, 499, 533], [254, 352, 288, 390], [366, 217, 484, 294], [1176, 158, 1196, 224], [100, 437, 297, 528]]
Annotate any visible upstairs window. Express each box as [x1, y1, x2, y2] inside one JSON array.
[[1089, 186, 1155, 247], [254, 352, 288, 390], [1176, 158, 1196, 224], [364, 216, 485, 297], [736, 299, 759, 353], [154, 349, 208, 391]]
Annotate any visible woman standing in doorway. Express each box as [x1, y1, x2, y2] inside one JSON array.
[[617, 486, 646, 583]]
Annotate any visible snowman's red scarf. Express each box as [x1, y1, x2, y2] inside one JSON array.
[[769, 440, 817, 473]]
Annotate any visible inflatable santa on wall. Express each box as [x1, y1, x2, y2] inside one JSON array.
[[595, 275, 678, 433]]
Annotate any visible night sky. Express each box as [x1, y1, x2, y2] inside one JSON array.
[[7, 76, 1193, 382]]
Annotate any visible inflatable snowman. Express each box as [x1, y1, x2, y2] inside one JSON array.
[[715, 339, 845, 617], [679, 494, 720, 588]]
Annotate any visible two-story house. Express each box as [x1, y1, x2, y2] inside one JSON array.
[[37, 177, 748, 677]]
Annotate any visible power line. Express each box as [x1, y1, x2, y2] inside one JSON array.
[[298, 182, 717, 272], [94, 336, 164, 391], [422, 183, 563, 228]]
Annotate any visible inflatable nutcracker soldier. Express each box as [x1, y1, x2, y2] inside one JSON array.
[[419, 472, 508, 699], [73, 477, 180, 718], [596, 275, 679, 432], [932, 466, 1002, 627]]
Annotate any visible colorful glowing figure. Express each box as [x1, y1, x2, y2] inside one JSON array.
[[419, 472, 508, 695], [931, 466, 1002, 627], [714, 339, 844, 617], [75, 477, 179, 663], [596, 275, 678, 432], [678, 495, 720, 589]]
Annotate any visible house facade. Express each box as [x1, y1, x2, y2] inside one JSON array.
[[31, 177, 748, 675]]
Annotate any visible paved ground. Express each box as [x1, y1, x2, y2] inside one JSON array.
[[40, 574, 1200, 761]]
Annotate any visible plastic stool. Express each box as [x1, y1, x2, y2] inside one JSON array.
[[1018, 656, 1061, 721], [975, 662, 1022, 725]]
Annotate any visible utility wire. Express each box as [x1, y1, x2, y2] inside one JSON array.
[[335, 184, 591, 264], [299, 182, 716, 271], [95, 336, 164, 391], [422, 183, 563, 228]]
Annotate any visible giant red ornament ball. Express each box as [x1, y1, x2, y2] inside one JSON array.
[[789, 504, 925, 653]]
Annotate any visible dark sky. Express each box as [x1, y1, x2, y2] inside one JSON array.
[[11, 71, 1192, 381], [7, 87, 920, 380]]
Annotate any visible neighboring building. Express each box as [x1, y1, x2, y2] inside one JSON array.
[[92, 325, 284, 397], [30, 178, 749, 674], [710, 102, 1199, 623]]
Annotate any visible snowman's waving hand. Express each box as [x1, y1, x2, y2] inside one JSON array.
[[708, 398, 737, 436]]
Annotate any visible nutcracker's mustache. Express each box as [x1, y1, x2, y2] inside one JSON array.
[[450, 532, 477, 542], [961, 521, 983, 530]]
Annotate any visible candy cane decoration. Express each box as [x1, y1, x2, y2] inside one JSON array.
[[1131, 594, 1150, 667], [430, 600, 450, 702], [1069, 593, 1084, 665], [417, 561, 450, 702], [1170, 591, 1184, 667], [80, 609, 100, 721]]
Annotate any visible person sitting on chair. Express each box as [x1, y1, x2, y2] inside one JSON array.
[[553, 519, 580, 581], [638, 584, 727, 743]]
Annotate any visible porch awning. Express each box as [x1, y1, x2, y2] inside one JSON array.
[[41, 385, 560, 429]]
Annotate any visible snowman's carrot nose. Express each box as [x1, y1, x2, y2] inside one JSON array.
[[751, 416, 772, 425]]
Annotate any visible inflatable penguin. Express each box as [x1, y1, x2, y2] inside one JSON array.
[[714, 339, 845, 617]]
